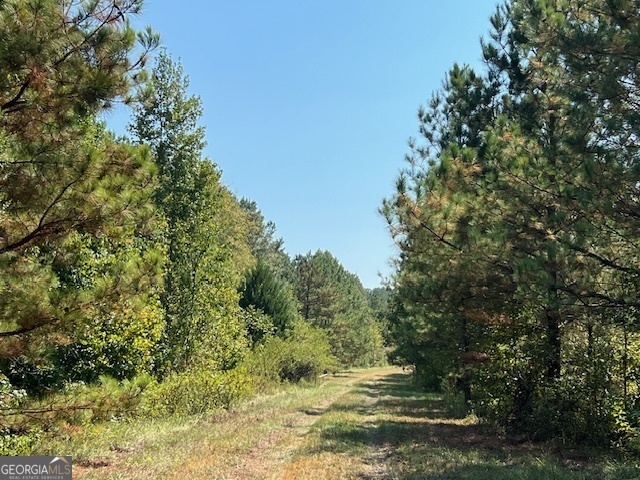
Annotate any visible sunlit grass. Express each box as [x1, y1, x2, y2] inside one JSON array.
[[32, 367, 640, 479], [287, 371, 640, 480], [35, 379, 348, 479]]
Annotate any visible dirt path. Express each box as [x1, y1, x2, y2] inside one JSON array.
[[277, 370, 635, 480], [279, 368, 394, 480], [74, 367, 397, 480], [74, 367, 638, 480], [168, 368, 400, 480]]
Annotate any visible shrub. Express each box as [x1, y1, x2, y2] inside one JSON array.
[[140, 367, 255, 418], [0, 374, 40, 455], [243, 321, 338, 383], [0, 374, 149, 454], [472, 336, 619, 445]]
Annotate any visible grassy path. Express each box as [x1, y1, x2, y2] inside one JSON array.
[[67, 367, 640, 479]]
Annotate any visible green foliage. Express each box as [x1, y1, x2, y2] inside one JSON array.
[[240, 259, 299, 338], [0, 374, 151, 442], [383, 0, 640, 446], [240, 306, 276, 346], [0, 0, 161, 397], [140, 367, 255, 418], [366, 287, 392, 322], [243, 322, 338, 384], [330, 312, 386, 368], [0, 374, 33, 452], [0, 428, 40, 456], [53, 298, 164, 383], [0, 228, 164, 394], [56, 375, 152, 424], [239, 198, 292, 279], [0, 125, 158, 341], [129, 53, 252, 373], [0, 0, 159, 257], [293, 251, 386, 367], [0, 0, 387, 456]]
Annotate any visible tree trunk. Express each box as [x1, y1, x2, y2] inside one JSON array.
[[460, 315, 472, 405], [546, 307, 561, 379]]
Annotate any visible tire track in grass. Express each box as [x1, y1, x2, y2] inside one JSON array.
[[73, 368, 395, 480], [282, 369, 640, 480], [280, 368, 399, 480], [164, 368, 396, 480], [76, 366, 634, 479]]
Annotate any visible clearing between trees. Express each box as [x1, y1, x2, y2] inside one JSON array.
[[66, 366, 639, 480]]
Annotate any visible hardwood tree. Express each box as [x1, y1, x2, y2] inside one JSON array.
[[129, 52, 252, 373]]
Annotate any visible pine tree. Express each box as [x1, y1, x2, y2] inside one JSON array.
[[0, 0, 165, 393], [0, 0, 159, 339], [293, 251, 385, 367], [384, 0, 640, 441], [239, 259, 299, 340]]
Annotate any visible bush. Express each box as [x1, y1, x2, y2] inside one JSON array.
[[472, 338, 618, 445], [243, 322, 338, 384], [53, 301, 164, 384], [140, 367, 255, 418], [0, 374, 149, 454], [0, 428, 40, 456], [0, 374, 40, 455]]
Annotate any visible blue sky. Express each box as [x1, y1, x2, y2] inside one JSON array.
[[108, 0, 500, 289]]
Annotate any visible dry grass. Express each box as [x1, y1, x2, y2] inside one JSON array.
[[36, 367, 640, 479], [284, 371, 640, 480], [55, 368, 392, 479]]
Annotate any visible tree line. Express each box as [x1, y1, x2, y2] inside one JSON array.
[[0, 0, 387, 453], [383, 0, 640, 447]]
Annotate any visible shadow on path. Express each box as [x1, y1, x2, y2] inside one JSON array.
[[299, 370, 638, 480]]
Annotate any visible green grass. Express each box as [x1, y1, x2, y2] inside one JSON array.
[[34, 379, 348, 478], [286, 371, 640, 480], [34, 368, 389, 479], [30, 368, 640, 479]]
